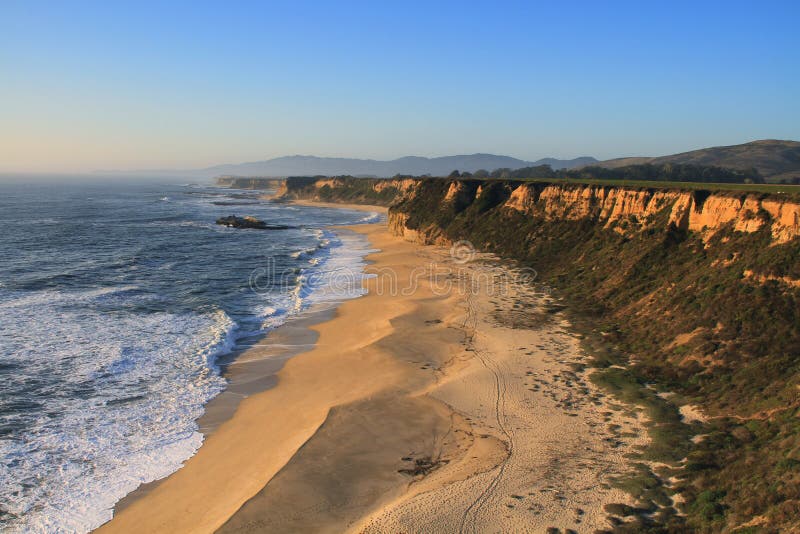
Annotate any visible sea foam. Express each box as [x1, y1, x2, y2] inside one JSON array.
[[0, 288, 233, 533], [0, 184, 378, 533]]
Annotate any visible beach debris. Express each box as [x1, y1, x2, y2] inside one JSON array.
[[398, 456, 446, 476]]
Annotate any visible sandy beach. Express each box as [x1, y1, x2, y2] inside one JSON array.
[[99, 210, 644, 534]]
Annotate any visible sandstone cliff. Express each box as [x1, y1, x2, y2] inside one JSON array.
[[390, 180, 800, 245]]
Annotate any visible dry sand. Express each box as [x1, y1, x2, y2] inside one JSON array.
[[99, 216, 645, 534]]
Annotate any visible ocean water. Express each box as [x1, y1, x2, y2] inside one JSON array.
[[0, 181, 381, 533]]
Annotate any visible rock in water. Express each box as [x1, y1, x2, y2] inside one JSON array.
[[215, 215, 290, 230]]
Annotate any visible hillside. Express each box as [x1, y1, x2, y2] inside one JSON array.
[[595, 139, 800, 183]]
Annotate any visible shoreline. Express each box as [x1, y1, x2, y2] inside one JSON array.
[[98, 221, 424, 533], [111, 302, 330, 513], [108, 202, 386, 518], [100, 209, 645, 533], [281, 198, 391, 213]]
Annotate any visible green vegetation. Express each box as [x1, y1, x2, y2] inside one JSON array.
[[562, 163, 763, 184], [282, 175, 400, 205], [460, 162, 768, 185], [431, 163, 800, 198], [590, 366, 690, 463], [520, 176, 800, 197], [474, 164, 800, 198]]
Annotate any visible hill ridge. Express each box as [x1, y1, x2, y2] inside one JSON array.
[[592, 139, 800, 182], [205, 153, 596, 178]]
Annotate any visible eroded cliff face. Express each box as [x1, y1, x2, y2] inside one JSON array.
[[503, 183, 800, 243], [275, 176, 419, 206], [389, 180, 800, 245]]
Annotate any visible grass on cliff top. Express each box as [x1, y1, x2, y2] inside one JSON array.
[[498, 176, 800, 197]]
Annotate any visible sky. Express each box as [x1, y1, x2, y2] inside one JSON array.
[[1, 0, 799, 173]]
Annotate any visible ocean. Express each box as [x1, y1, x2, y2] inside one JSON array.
[[0, 180, 380, 532]]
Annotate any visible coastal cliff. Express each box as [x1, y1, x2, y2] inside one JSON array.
[[215, 176, 285, 190], [241, 175, 800, 532], [388, 179, 800, 245], [214, 175, 799, 529], [403, 181, 800, 532], [275, 176, 418, 206]]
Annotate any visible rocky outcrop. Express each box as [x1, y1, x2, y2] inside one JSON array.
[[273, 176, 419, 206], [373, 177, 418, 195], [441, 181, 481, 212], [387, 210, 410, 238], [386, 210, 450, 246], [760, 199, 800, 242], [215, 215, 290, 230], [497, 183, 800, 244]]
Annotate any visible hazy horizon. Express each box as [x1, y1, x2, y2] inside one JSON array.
[[0, 140, 796, 180], [2, 1, 799, 174]]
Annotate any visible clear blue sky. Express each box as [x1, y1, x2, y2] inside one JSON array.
[[2, 0, 798, 172]]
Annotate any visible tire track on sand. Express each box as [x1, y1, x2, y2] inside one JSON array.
[[457, 286, 514, 534]]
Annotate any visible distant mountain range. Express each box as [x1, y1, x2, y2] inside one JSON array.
[[204, 154, 597, 179], [590, 139, 800, 182], [101, 139, 800, 182]]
